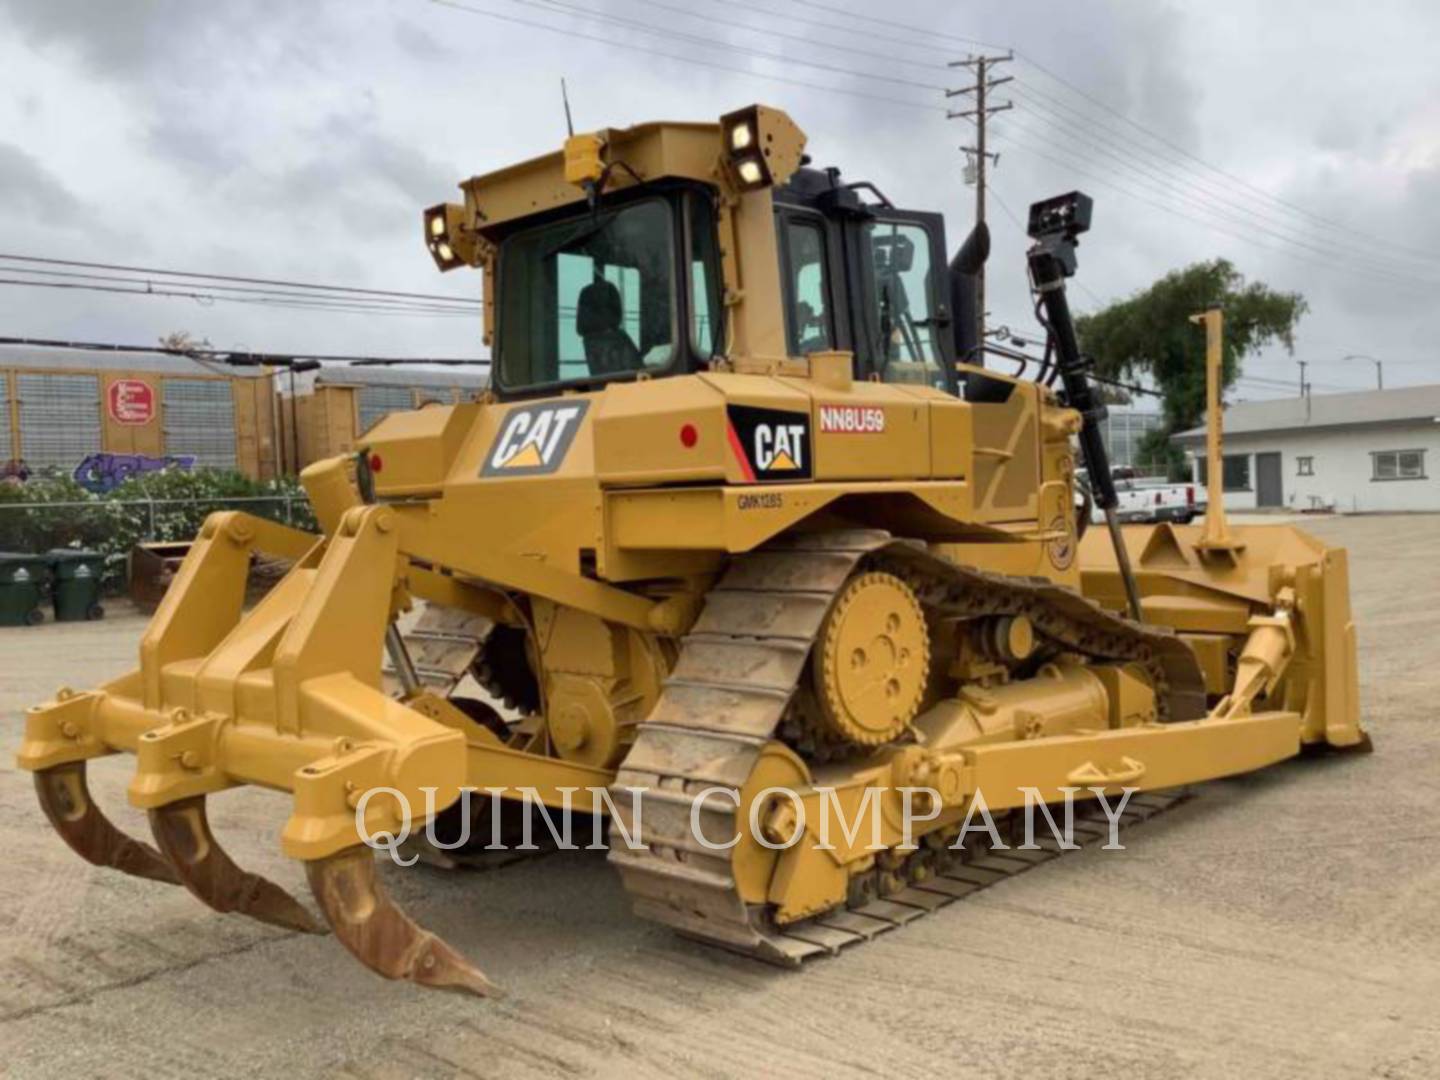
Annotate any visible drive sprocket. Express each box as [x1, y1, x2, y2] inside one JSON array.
[[471, 624, 541, 715]]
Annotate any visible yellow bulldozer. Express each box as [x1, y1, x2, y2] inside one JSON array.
[[19, 105, 1367, 998]]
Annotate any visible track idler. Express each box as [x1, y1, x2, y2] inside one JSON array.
[[34, 761, 179, 885], [149, 795, 325, 935], [306, 846, 502, 998]]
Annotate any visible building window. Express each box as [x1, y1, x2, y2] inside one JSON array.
[[1371, 449, 1426, 481], [1196, 453, 1252, 491], [1296, 456, 1314, 476]]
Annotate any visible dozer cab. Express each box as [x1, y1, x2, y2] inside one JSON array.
[[19, 105, 1368, 997]]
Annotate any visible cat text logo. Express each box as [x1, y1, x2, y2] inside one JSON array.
[[482, 400, 590, 477], [754, 422, 806, 472]]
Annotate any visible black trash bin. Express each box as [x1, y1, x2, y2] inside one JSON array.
[[47, 549, 106, 622], [0, 552, 48, 626]]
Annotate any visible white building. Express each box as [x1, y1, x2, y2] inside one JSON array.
[[1172, 384, 1440, 513]]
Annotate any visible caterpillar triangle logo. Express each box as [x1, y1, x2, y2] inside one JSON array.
[[767, 449, 799, 471], [501, 442, 545, 470], [482, 400, 590, 477]]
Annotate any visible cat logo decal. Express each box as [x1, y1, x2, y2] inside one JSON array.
[[725, 405, 813, 482], [482, 400, 589, 477]]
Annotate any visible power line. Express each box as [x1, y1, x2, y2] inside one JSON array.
[[986, 130, 1436, 294], [0, 335, 489, 368], [512, 0, 944, 93], [603, 0, 953, 80], [0, 266, 479, 315], [1011, 55, 1438, 261], [772, 0, 1437, 266], [991, 107, 1440, 285], [0, 252, 479, 307], [986, 182, 1029, 234], [0, 276, 478, 318], [424, 0, 1439, 291], [1004, 82, 1440, 274], [425, 0, 945, 112], [786, 0, 1005, 51]]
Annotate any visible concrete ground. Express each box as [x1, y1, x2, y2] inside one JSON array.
[[1, 515, 1436, 1079]]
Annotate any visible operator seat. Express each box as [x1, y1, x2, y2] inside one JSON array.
[[576, 278, 642, 375]]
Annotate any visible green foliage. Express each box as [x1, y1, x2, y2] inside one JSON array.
[[0, 475, 106, 553], [0, 468, 315, 591], [1076, 258, 1307, 446]]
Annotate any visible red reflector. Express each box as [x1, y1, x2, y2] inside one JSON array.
[[369, 453, 383, 473], [1155, 491, 1162, 505], [1186, 485, 1195, 506], [680, 423, 698, 449]]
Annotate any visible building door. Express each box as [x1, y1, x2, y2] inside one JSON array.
[[1256, 451, 1283, 507]]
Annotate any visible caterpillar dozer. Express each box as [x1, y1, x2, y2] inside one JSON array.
[[18, 105, 1368, 998]]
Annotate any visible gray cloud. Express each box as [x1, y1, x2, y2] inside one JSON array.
[[0, 0, 1436, 379], [0, 142, 83, 223]]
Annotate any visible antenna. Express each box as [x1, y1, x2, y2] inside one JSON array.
[[561, 78, 575, 137]]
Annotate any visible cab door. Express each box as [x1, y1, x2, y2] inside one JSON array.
[[849, 211, 955, 392], [776, 207, 850, 358]]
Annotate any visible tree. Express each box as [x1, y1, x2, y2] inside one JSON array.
[[158, 330, 211, 352], [1076, 259, 1306, 474]]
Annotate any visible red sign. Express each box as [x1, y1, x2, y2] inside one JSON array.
[[107, 379, 155, 425]]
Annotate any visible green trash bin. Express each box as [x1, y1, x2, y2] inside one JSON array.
[[47, 549, 106, 622], [0, 552, 48, 626]]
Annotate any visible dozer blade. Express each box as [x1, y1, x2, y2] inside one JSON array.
[[34, 761, 179, 885], [306, 846, 502, 998], [149, 795, 325, 934]]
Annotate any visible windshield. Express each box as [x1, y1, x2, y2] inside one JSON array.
[[866, 220, 947, 390], [496, 199, 676, 391]]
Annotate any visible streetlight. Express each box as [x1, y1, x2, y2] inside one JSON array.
[[1343, 353, 1383, 390]]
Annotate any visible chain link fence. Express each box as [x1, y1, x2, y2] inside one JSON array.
[[0, 479, 317, 593]]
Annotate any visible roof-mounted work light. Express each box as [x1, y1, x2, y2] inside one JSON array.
[[719, 105, 806, 193], [423, 203, 472, 272]]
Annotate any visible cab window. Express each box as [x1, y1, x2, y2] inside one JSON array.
[[497, 198, 676, 391], [783, 218, 832, 355], [688, 193, 725, 359], [867, 220, 945, 388]]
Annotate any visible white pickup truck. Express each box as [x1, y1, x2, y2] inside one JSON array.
[[1077, 469, 1204, 525]]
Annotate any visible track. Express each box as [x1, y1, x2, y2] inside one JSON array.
[[611, 529, 1205, 963], [384, 606, 492, 698]]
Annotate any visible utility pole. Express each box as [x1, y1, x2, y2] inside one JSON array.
[[1297, 359, 1309, 398], [947, 51, 1013, 349]]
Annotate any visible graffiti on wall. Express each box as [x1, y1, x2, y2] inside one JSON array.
[[73, 452, 197, 494]]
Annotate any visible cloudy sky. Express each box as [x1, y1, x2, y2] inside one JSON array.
[[2, 0, 1437, 400]]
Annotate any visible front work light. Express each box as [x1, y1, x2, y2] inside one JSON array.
[[719, 104, 806, 194], [423, 202, 471, 272]]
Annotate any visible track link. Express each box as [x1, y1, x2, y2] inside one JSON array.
[[610, 529, 1204, 964]]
